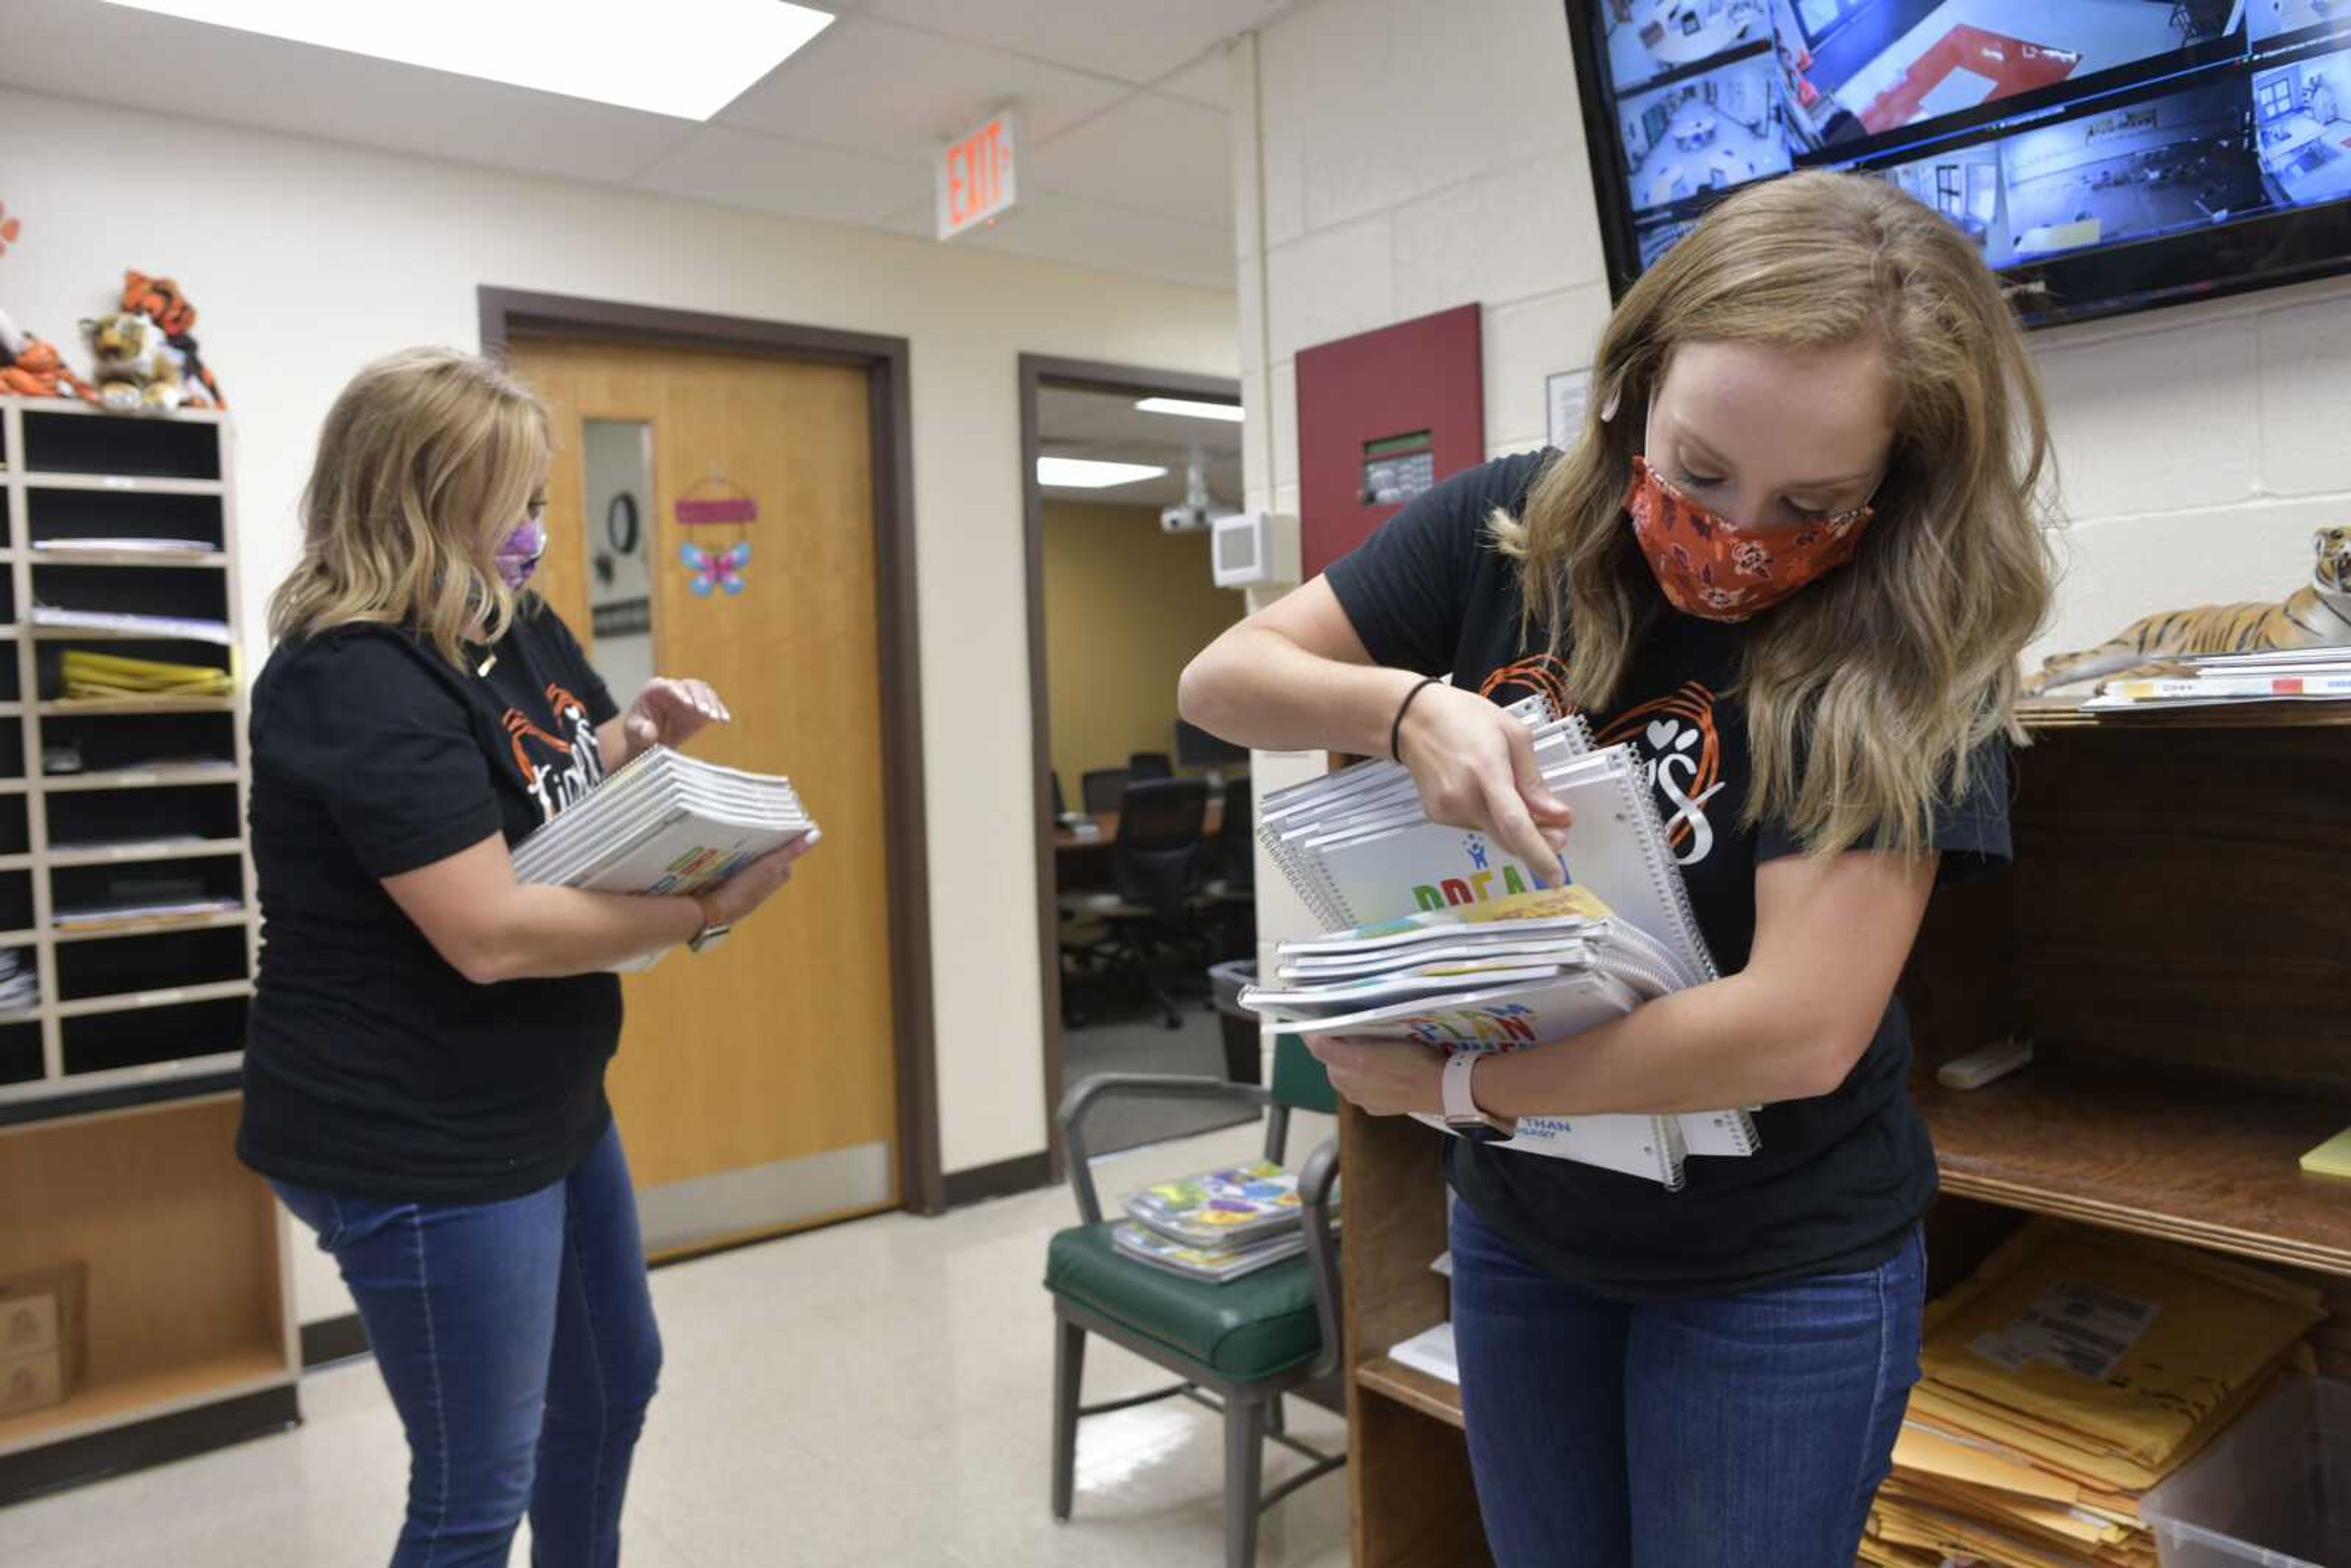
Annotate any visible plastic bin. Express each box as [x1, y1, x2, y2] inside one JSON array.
[[2140, 1375, 2351, 1568], [1208, 960, 1262, 1086]]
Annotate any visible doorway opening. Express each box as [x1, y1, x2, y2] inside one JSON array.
[[1019, 356, 1255, 1176]]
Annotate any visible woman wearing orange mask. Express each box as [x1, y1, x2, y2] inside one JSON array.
[[1180, 171, 2053, 1566]]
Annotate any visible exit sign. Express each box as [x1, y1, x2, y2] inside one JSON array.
[[937, 107, 1025, 239]]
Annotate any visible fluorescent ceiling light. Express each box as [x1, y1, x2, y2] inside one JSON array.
[[1136, 397, 1245, 423], [100, 0, 834, 121], [1037, 457, 1168, 489]]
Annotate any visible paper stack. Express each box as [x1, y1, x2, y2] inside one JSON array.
[[1388, 1322, 1460, 1384], [511, 745, 816, 969], [58, 649, 234, 701], [1247, 693, 1744, 1189], [1861, 1220, 2326, 1568], [1243, 885, 1750, 1186], [1111, 1158, 1339, 1283], [31, 604, 233, 646], [2082, 647, 2351, 714]]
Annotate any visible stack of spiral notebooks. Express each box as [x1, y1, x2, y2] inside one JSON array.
[[1245, 694, 1751, 1190], [512, 745, 816, 970], [1110, 1160, 1339, 1283]]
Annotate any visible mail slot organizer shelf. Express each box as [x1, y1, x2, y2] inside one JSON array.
[[0, 398, 290, 1506]]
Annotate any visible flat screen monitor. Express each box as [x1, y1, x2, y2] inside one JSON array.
[[1565, 0, 2351, 325], [1174, 720, 1250, 768]]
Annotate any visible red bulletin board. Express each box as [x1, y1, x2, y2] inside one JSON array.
[[1294, 302, 1484, 580]]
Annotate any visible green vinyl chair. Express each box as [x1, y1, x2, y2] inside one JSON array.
[[1043, 1032, 1344, 1568]]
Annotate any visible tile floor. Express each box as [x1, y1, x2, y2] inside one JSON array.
[[1, 1116, 1349, 1568]]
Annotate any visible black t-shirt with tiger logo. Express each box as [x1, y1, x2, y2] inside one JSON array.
[[1325, 449, 2011, 1300], [238, 601, 623, 1202]]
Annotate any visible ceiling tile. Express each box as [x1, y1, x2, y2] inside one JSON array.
[[1030, 92, 1232, 230], [1038, 386, 1244, 454], [959, 191, 1236, 291], [631, 126, 929, 227], [717, 15, 1128, 162], [1153, 50, 1237, 109], [862, 0, 1294, 85], [0, 0, 699, 184]]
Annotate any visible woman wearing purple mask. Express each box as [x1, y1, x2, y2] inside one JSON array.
[[241, 348, 809, 1567], [1180, 171, 2052, 1566]]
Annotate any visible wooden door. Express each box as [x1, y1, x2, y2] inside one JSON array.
[[508, 336, 897, 1257]]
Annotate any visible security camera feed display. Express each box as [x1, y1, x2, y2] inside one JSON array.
[[1620, 58, 1797, 216], [2253, 45, 2351, 203], [1580, 0, 2351, 302]]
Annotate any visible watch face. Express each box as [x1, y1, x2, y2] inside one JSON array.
[[1449, 1120, 1509, 1144]]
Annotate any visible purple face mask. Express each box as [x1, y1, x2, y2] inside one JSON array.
[[495, 512, 546, 591]]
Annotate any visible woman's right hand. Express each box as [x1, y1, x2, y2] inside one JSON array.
[[1394, 683, 1573, 883], [692, 830, 820, 930]]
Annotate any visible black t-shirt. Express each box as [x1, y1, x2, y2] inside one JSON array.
[[237, 602, 624, 1203], [1325, 451, 2010, 1300]]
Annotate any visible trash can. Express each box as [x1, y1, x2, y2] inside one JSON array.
[[1209, 960, 1262, 1086]]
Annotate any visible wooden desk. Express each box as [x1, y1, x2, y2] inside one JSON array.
[[1342, 706, 2351, 1566]]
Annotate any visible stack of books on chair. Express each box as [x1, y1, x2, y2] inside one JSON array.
[[2080, 647, 2351, 715], [512, 745, 815, 970], [1111, 1159, 1339, 1283], [1860, 1220, 2327, 1568], [1243, 696, 1752, 1190]]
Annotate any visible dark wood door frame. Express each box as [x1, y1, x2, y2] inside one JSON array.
[[481, 286, 943, 1217], [1020, 354, 1244, 1183]]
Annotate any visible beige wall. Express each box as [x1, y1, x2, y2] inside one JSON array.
[[1041, 501, 1238, 800], [0, 85, 1240, 1319]]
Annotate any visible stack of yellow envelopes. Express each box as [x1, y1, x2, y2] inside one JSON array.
[[1864, 1220, 2325, 1567], [59, 649, 233, 700]]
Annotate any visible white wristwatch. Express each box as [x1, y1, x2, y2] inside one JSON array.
[[1441, 1052, 1509, 1142], [687, 901, 731, 956]]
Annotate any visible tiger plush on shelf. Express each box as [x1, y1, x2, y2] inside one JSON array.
[[2025, 527, 2351, 694]]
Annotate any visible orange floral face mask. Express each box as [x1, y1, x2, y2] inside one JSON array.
[[1625, 455, 1874, 622]]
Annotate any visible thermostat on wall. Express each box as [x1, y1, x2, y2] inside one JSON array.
[[1211, 510, 1300, 590]]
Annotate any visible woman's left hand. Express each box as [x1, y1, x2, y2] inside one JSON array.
[[623, 677, 731, 757], [1303, 1035, 1447, 1117]]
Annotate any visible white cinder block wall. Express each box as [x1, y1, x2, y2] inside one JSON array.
[[1231, 0, 2351, 974]]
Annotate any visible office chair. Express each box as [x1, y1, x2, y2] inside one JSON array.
[[1200, 776, 1255, 959], [1127, 751, 1174, 781], [1081, 768, 1130, 816], [1045, 1034, 1344, 1568], [1069, 778, 1209, 1029]]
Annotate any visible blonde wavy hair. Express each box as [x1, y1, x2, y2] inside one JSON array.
[[268, 347, 549, 668], [1497, 171, 2055, 857]]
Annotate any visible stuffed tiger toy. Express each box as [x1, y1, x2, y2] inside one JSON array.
[[2027, 527, 2351, 693]]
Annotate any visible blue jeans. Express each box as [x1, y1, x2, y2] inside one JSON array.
[[1449, 1199, 1923, 1568], [271, 1122, 662, 1568]]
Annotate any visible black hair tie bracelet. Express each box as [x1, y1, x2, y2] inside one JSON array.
[[1390, 677, 1443, 763]]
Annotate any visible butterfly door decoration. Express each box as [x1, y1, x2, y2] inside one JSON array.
[[673, 473, 757, 599]]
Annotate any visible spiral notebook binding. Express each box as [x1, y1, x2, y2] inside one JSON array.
[[1259, 819, 1349, 933], [1681, 1108, 1761, 1158], [1651, 1112, 1690, 1191], [1613, 756, 1722, 985]]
